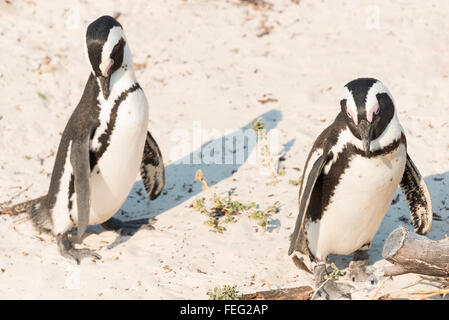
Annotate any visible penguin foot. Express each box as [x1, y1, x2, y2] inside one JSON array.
[[101, 217, 155, 235], [57, 233, 101, 265], [312, 279, 353, 300]]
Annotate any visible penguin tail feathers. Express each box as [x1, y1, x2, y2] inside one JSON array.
[[0, 196, 44, 216]]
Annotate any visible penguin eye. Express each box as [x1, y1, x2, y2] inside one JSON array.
[[110, 38, 125, 60]]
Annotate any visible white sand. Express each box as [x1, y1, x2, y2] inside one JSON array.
[[0, 0, 448, 299]]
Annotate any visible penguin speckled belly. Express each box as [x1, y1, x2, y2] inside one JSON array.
[[23, 15, 165, 264], [289, 78, 432, 299]]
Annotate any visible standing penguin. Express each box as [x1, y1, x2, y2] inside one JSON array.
[[288, 78, 432, 299], [20, 15, 165, 263]]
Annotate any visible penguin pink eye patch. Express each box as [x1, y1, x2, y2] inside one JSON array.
[[367, 104, 379, 122], [102, 58, 115, 78]]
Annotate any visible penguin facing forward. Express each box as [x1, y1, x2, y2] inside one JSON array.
[[25, 16, 165, 263], [288, 78, 432, 299]]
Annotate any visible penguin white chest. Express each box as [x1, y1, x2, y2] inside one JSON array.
[[307, 144, 407, 260], [90, 88, 149, 224]]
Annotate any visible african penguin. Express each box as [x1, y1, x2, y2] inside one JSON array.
[[27, 15, 165, 264], [288, 78, 433, 299]]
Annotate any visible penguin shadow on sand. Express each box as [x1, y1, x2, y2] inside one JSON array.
[[329, 170, 449, 282], [89, 109, 283, 248]]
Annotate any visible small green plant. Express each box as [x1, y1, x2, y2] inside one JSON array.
[[193, 170, 256, 232], [193, 193, 257, 233], [193, 170, 280, 232], [204, 217, 226, 233], [311, 263, 346, 300], [248, 201, 280, 229], [37, 92, 47, 100], [251, 118, 288, 186], [207, 285, 243, 300], [277, 164, 287, 176], [251, 118, 279, 183], [325, 263, 346, 280], [251, 118, 266, 133]]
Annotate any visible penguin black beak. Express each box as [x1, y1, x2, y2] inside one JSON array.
[[98, 75, 111, 100], [358, 120, 373, 155]]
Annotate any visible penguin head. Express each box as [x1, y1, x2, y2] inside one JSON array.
[[340, 78, 396, 155], [85, 15, 128, 100]]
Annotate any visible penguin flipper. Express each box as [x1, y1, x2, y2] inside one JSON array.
[[399, 153, 432, 235], [288, 151, 329, 256], [70, 134, 91, 242], [140, 131, 165, 200]]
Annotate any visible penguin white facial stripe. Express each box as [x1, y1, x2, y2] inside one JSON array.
[[100, 26, 124, 75], [342, 79, 395, 123], [366, 81, 394, 106], [364, 80, 395, 121]]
